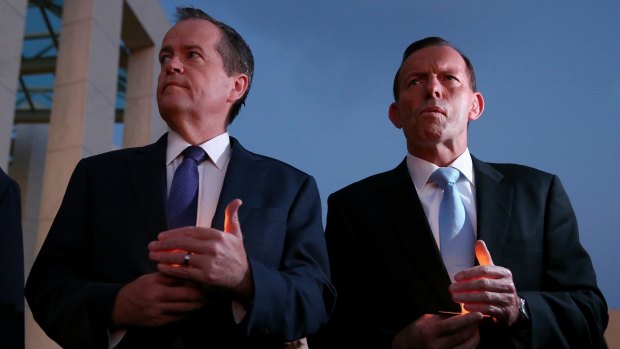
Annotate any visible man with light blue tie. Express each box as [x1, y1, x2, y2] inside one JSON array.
[[312, 37, 608, 348], [26, 7, 334, 348]]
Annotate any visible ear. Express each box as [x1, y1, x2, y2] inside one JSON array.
[[227, 74, 249, 103], [388, 102, 403, 129], [468, 91, 485, 121]]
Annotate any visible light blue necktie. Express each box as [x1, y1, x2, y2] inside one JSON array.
[[431, 167, 475, 282]]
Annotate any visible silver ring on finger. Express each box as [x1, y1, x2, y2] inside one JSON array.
[[183, 252, 192, 266]]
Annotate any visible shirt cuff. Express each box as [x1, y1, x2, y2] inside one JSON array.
[[231, 299, 248, 324], [107, 328, 126, 349]]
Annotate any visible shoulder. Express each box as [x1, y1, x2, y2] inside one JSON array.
[[477, 159, 556, 182], [0, 168, 19, 198], [329, 162, 406, 202], [79, 136, 166, 168], [231, 138, 312, 181], [0, 168, 10, 190]]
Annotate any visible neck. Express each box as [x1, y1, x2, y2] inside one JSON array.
[[408, 142, 467, 167], [165, 115, 228, 145]]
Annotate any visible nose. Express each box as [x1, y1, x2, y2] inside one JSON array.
[[164, 56, 184, 74], [426, 76, 441, 99]]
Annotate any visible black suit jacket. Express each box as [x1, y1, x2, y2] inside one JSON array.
[[0, 168, 24, 349], [313, 157, 607, 348], [26, 135, 335, 349]]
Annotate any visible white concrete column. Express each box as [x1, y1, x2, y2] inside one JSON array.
[[122, 46, 158, 147], [11, 124, 48, 277], [12, 125, 48, 349], [124, 0, 169, 145], [0, 0, 28, 170], [37, 0, 124, 248], [28, 0, 124, 348]]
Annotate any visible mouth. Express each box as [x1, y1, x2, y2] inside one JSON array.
[[419, 106, 446, 116], [163, 80, 186, 91]]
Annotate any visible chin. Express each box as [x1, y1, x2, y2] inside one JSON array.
[[158, 105, 184, 122]]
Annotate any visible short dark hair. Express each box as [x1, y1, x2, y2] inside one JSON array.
[[175, 7, 254, 124], [392, 36, 477, 101]]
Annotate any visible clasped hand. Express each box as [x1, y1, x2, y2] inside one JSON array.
[[111, 199, 253, 327], [449, 240, 520, 326], [392, 240, 520, 349], [148, 199, 254, 299]]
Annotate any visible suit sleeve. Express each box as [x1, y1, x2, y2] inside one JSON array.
[[243, 175, 336, 340], [25, 160, 122, 349], [521, 175, 608, 348], [0, 172, 25, 349]]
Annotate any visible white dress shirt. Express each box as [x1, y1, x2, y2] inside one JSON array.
[[166, 130, 231, 227], [405, 149, 478, 250], [109, 131, 233, 349]]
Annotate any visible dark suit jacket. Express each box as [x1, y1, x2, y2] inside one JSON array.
[[0, 168, 24, 349], [312, 157, 607, 348], [26, 135, 335, 349]]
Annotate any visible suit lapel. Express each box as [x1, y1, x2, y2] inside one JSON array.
[[127, 135, 168, 240], [212, 138, 258, 231], [473, 157, 513, 260], [381, 160, 455, 308]]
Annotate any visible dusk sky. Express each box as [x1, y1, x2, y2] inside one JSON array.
[[159, 1, 620, 307]]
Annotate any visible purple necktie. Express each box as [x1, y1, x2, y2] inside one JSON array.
[[167, 146, 207, 228]]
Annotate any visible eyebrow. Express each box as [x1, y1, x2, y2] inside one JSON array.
[[159, 44, 205, 55], [181, 44, 205, 52], [405, 69, 464, 78]]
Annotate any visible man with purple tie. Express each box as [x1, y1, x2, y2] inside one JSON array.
[[26, 7, 334, 348]]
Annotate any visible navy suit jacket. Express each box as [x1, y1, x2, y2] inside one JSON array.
[[313, 157, 607, 348], [26, 135, 335, 349], [0, 168, 24, 349]]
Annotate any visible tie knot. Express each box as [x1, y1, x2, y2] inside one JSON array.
[[431, 167, 460, 189], [182, 146, 207, 163]]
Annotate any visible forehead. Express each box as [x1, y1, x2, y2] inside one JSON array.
[[401, 45, 468, 75], [162, 19, 221, 49]]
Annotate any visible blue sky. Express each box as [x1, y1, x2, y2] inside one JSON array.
[[159, 1, 620, 307]]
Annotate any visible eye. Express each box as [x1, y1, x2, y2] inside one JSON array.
[[188, 51, 202, 60], [407, 79, 421, 86], [159, 54, 171, 65], [446, 75, 460, 82]]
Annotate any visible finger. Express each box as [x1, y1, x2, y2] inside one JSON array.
[[224, 199, 243, 237], [156, 226, 197, 241], [454, 280, 517, 305], [155, 283, 207, 302], [153, 272, 191, 286], [157, 262, 215, 287], [452, 327, 480, 349], [150, 229, 223, 253], [160, 301, 206, 316], [475, 240, 494, 266], [428, 313, 482, 348], [441, 312, 484, 330], [149, 250, 190, 266], [451, 275, 515, 294], [453, 265, 504, 283]]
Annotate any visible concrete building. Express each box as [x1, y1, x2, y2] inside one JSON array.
[[1, 0, 618, 348]]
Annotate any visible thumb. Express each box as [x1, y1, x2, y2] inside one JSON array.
[[475, 240, 494, 266], [224, 199, 243, 237]]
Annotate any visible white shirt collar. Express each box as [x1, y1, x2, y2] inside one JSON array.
[[166, 130, 231, 169], [406, 148, 475, 191]]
